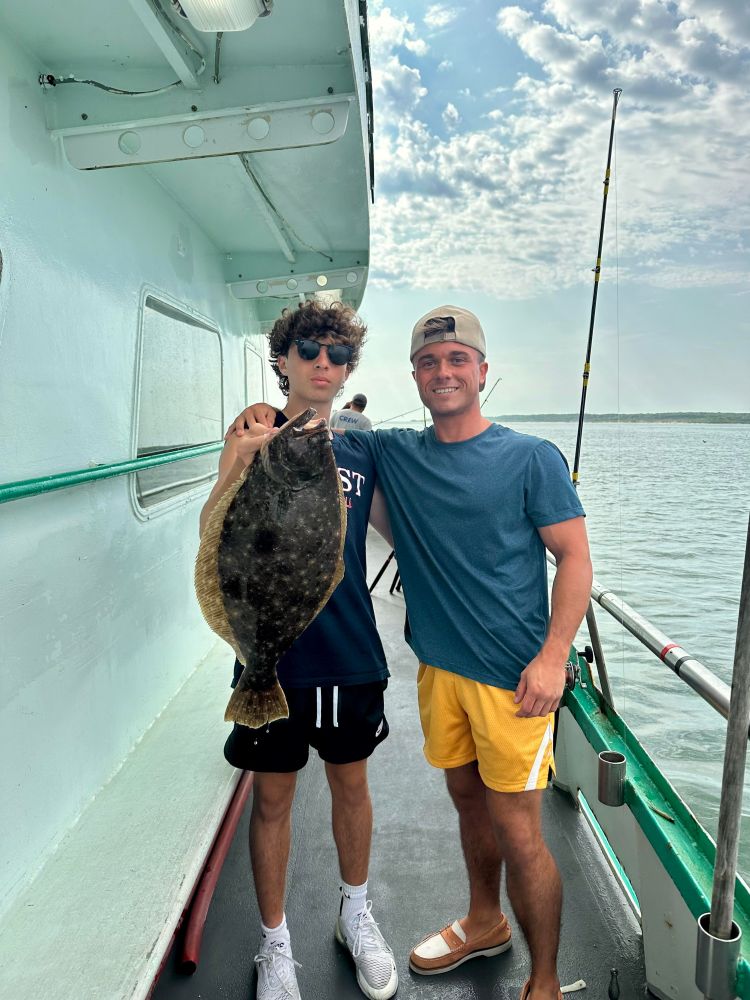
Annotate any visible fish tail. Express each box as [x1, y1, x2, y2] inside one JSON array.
[[224, 681, 289, 729]]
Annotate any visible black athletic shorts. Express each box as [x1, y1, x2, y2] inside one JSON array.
[[223, 680, 389, 772]]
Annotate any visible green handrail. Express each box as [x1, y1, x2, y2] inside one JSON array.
[[0, 442, 223, 505]]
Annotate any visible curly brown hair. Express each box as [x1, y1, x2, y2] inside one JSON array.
[[268, 300, 367, 397]]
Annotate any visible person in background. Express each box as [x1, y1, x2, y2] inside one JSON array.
[[331, 392, 373, 431], [200, 301, 397, 1000]]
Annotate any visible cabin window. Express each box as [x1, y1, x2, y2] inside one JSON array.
[[244, 340, 265, 405], [135, 296, 223, 510]]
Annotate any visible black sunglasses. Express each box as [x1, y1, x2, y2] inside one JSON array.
[[294, 338, 353, 366]]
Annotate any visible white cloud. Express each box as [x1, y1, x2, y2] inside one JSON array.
[[497, 7, 611, 89], [437, 59, 454, 71], [405, 37, 429, 56], [442, 102, 461, 128], [367, 0, 750, 300], [424, 4, 461, 29], [374, 55, 428, 113], [681, 0, 750, 46], [369, 6, 426, 58], [368, 6, 429, 114]]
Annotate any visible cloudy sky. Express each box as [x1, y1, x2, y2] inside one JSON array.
[[350, 0, 750, 422]]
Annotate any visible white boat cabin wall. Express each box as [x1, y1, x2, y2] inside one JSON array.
[[0, 0, 371, 927]]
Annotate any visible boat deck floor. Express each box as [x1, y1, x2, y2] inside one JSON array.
[[154, 538, 647, 1000]]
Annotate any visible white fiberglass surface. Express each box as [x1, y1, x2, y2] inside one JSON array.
[[0, 29, 259, 917]]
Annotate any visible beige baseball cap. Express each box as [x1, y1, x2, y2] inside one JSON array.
[[410, 305, 487, 361]]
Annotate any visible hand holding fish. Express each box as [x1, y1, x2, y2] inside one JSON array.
[[226, 422, 278, 468], [225, 402, 277, 439]]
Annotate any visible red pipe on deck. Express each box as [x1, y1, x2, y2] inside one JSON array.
[[180, 770, 254, 974]]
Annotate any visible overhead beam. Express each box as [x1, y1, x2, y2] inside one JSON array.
[[237, 155, 296, 264], [222, 251, 368, 283], [229, 266, 367, 300], [53, 95, 354, 170], [127, 0, 205, 89]]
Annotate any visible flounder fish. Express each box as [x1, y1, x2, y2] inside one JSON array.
[[195, 409, 346, 728]]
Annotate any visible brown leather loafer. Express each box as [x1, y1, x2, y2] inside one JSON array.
[[409, 914, 512, 976]]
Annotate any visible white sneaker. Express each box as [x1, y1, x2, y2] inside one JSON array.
[[335, 901, 398, 1000], [254, 939, 302, 1000]]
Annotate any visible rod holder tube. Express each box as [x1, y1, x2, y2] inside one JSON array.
[[695, 912, 741, 999], [598, 750, 626, 806]]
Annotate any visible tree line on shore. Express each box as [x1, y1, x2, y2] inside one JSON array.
[[487, 412, 749, 424]]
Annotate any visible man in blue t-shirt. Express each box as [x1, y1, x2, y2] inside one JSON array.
[[233, 305, 593, 1000], [201, 301, 397, 1000]]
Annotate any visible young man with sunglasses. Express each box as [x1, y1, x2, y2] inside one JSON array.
[[200, 301, 397, 1000], [229, 305, 593, 1000]]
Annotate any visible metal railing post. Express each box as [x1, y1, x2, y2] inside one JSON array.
[[585, 600, 615, 708], [696, 514, 750, 999]]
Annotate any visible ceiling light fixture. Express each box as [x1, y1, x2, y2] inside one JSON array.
[[176, 0, 272, 33]]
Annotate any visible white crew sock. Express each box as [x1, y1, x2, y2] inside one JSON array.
[[340, 880, 368, 925], [260, 914, 291, 950]]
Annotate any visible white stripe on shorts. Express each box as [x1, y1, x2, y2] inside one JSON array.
[[333, 686, 339, 727], [525, 722, 553, 791], [316, 687, 322, 728]]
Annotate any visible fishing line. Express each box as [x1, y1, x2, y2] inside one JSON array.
[[372, 405, 424, 426], [375, 377, 501, 428], [480, 377, 502, 411]]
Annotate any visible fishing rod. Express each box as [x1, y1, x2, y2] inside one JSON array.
[[567, 88, 622, 708], [372, 405, 424, 426], [480, 377, 502, 411], [571, 87, 622, 486], [376, 376, 502, 425]]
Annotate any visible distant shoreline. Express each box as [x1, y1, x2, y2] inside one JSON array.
[[488, 412, 750, 424]]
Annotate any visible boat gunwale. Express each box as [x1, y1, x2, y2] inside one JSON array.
[[565, 655, 750, 995]]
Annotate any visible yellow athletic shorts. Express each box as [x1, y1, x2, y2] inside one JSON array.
[[417, 663, 555, 793]]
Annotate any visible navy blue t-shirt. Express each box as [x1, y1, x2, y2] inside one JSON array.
[[232, 411, 388, 689]]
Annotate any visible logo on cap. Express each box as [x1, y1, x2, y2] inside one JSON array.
[[423, 317, 457, 344], [410, 305, 487, 360]]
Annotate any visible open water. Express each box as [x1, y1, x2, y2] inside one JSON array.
[[391, 419, 750, 877]]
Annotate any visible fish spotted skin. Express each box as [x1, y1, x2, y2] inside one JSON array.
[[196, 408, 345, 729]]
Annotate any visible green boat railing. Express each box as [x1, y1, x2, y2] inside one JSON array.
[[563, 647, 750, 999], [0, 442, 223, 505], [543, 552, 746, 739]]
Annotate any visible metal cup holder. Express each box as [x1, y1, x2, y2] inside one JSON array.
[[598, 750, 626, 807], [695, 912, 741, 999]]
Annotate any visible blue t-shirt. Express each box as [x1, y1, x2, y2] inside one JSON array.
[[349, 423, 585, 690], [232, 420, 388, 689]]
